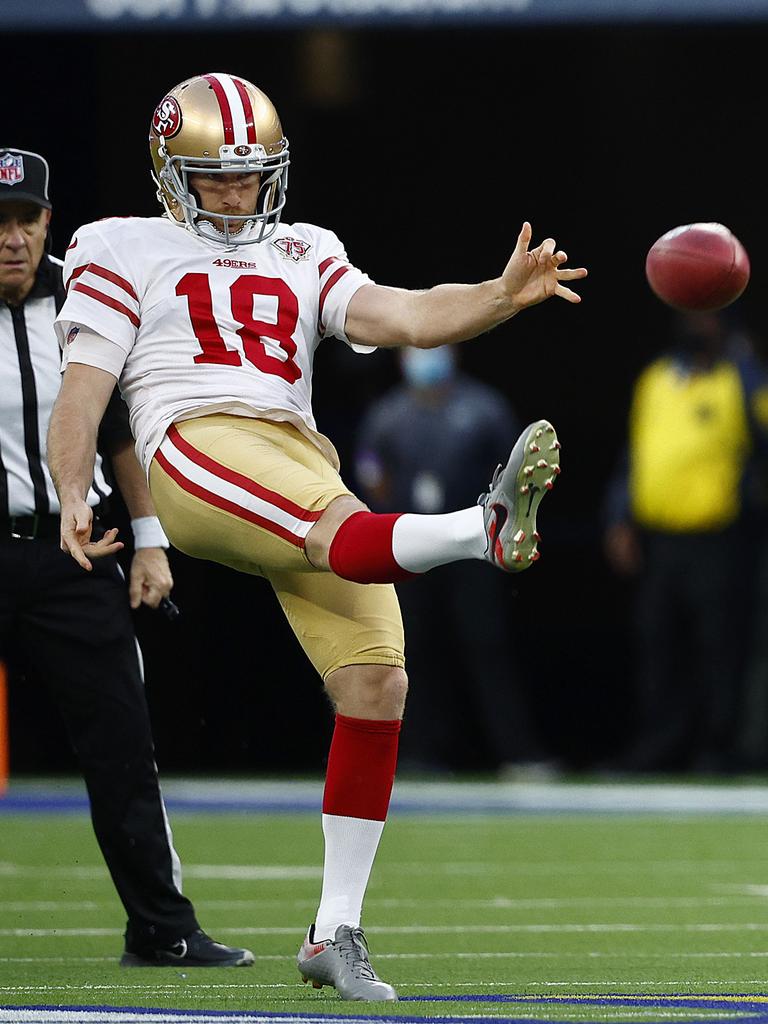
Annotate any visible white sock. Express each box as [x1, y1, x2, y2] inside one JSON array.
[[313, 813, 386, 941], [391, 505, 486, 573]]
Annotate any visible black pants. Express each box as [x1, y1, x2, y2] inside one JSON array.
[[626, 529, 746, 771], [0, 534, 198, 947]]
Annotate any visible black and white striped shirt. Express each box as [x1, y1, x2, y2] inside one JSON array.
[[0, 254, 130, 517]]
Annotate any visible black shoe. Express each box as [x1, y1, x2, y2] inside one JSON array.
[[120, 928, 254, 967]]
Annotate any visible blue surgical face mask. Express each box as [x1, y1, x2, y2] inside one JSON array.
[[400, 347, 456, 389]]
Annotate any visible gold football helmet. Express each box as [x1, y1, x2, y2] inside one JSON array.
[[149, 72, 289, 246]]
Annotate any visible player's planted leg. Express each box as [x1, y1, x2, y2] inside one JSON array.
[[298, 923, 396, 1001], [298, 664, 404, 1000]]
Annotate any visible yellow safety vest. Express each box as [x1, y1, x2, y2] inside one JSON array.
[[629, 357, 751, 532]]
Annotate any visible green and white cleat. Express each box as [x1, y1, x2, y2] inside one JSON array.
[[479, 419, 561, 572], [297, 924, 397, 1001]]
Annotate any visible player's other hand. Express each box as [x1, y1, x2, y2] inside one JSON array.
[[502, 222, 587, 311], [129, 547, 174, 609], [60, 500, 123, 571]]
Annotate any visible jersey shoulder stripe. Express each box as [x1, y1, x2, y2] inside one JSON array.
[[71, 282, 140, 328], [66, 262, 138, 301], [319, 265, 351, 330]]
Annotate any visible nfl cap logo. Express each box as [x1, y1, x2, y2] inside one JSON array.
[[0, 149, 52, 209], [0, 152, 24, 185]]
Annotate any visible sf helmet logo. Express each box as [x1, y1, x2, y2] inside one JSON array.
[[151, 96, 182, 139]]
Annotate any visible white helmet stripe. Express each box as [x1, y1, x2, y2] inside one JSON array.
[[208, 72, 250, 147]]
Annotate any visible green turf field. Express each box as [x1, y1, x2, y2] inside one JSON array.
[[3, 798, 768, 1021]]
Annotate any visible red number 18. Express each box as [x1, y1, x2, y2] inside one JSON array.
[[176, 273, 302, 384]]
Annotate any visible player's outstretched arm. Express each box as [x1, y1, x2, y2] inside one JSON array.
[[48, 363, 121, 571], [344, 221, 587, 350]]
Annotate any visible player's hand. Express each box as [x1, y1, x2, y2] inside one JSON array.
[[501, 222, 587, 310], [60, 500, 123, 571], [129, 546, 174, 609]]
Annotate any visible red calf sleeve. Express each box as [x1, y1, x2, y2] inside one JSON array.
[[327, 510, 417, 584], [323, 714, 402, 821]]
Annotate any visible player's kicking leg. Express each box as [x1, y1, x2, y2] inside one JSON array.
[[308, 419, 560, 582], [478, 419, 560, 570]]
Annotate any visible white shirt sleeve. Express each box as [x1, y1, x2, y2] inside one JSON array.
[[313, 227, 376, 354], [54, 222, 140, 358], [59, 326, 127, 379]]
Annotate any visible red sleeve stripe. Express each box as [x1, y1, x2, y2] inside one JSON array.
[[66, 262, 138, 302], [232, 76, 258, 144], [318, 265, 351, 327], [319, 256, 346, 277], [72, 282, 140, 328], [66, 264, 89, 291], [204, 74, 235, 145], [167, 423, 323, 523], [154, 449, 307, 548]]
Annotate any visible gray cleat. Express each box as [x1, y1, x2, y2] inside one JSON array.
[[297, 924, 397, 1001], [478, 419, 561, 572]]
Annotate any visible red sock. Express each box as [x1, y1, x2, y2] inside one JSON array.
[[322, 714, 402, 821], [328, 511, 417, 584]]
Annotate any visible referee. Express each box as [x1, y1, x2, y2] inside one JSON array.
[[0, 148, 253, 967]]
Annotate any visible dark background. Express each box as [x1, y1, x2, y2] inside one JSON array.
[[5, 22, 767, 775]]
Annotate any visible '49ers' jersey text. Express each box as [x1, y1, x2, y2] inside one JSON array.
[[54, 216, 374, 472]]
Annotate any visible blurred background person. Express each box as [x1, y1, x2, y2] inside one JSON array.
[[603, 310, 768, 774], [355, 345, 560, 778]]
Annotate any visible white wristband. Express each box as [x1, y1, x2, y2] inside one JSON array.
[[131, 516, 169, 550]]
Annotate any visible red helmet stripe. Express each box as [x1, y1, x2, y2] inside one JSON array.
[[204, 73, 235, 145], [232, 77, 258, 144]]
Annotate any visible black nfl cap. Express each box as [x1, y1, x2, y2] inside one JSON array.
[[0, 149, 52, 209]]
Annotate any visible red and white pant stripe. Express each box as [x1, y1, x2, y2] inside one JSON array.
[[155, 424, 321, 548]]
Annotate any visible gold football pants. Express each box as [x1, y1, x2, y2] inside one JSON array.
[[149, 414, 405, 680]]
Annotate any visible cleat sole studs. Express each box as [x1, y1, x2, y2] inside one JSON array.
[[536, 459, 548, 468], [523, 465, 534, 477], [529, 443, 540, 452], [529, 549, 540, 562], [551, 464, 561, 475], [533, 531, 541, 541], [545, 479, 554, 490], [513, 529, 526, 543], [550, 440, 561, 450], [520, 484, 530, 494]]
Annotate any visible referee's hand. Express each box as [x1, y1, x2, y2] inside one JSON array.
[[129, 547, 174, 609], [60, 499, 123, 571]]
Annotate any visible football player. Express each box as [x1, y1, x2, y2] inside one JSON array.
[[47, 72, 587, 1001]]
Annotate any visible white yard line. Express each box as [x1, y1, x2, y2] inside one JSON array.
[[2, 896, 761, 913], [6, 950, 768, 963], [8, 922, 768, 937], [3, 859, 767, 881]]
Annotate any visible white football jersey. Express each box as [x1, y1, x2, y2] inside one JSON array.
[[55, 216, 375, 472]]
